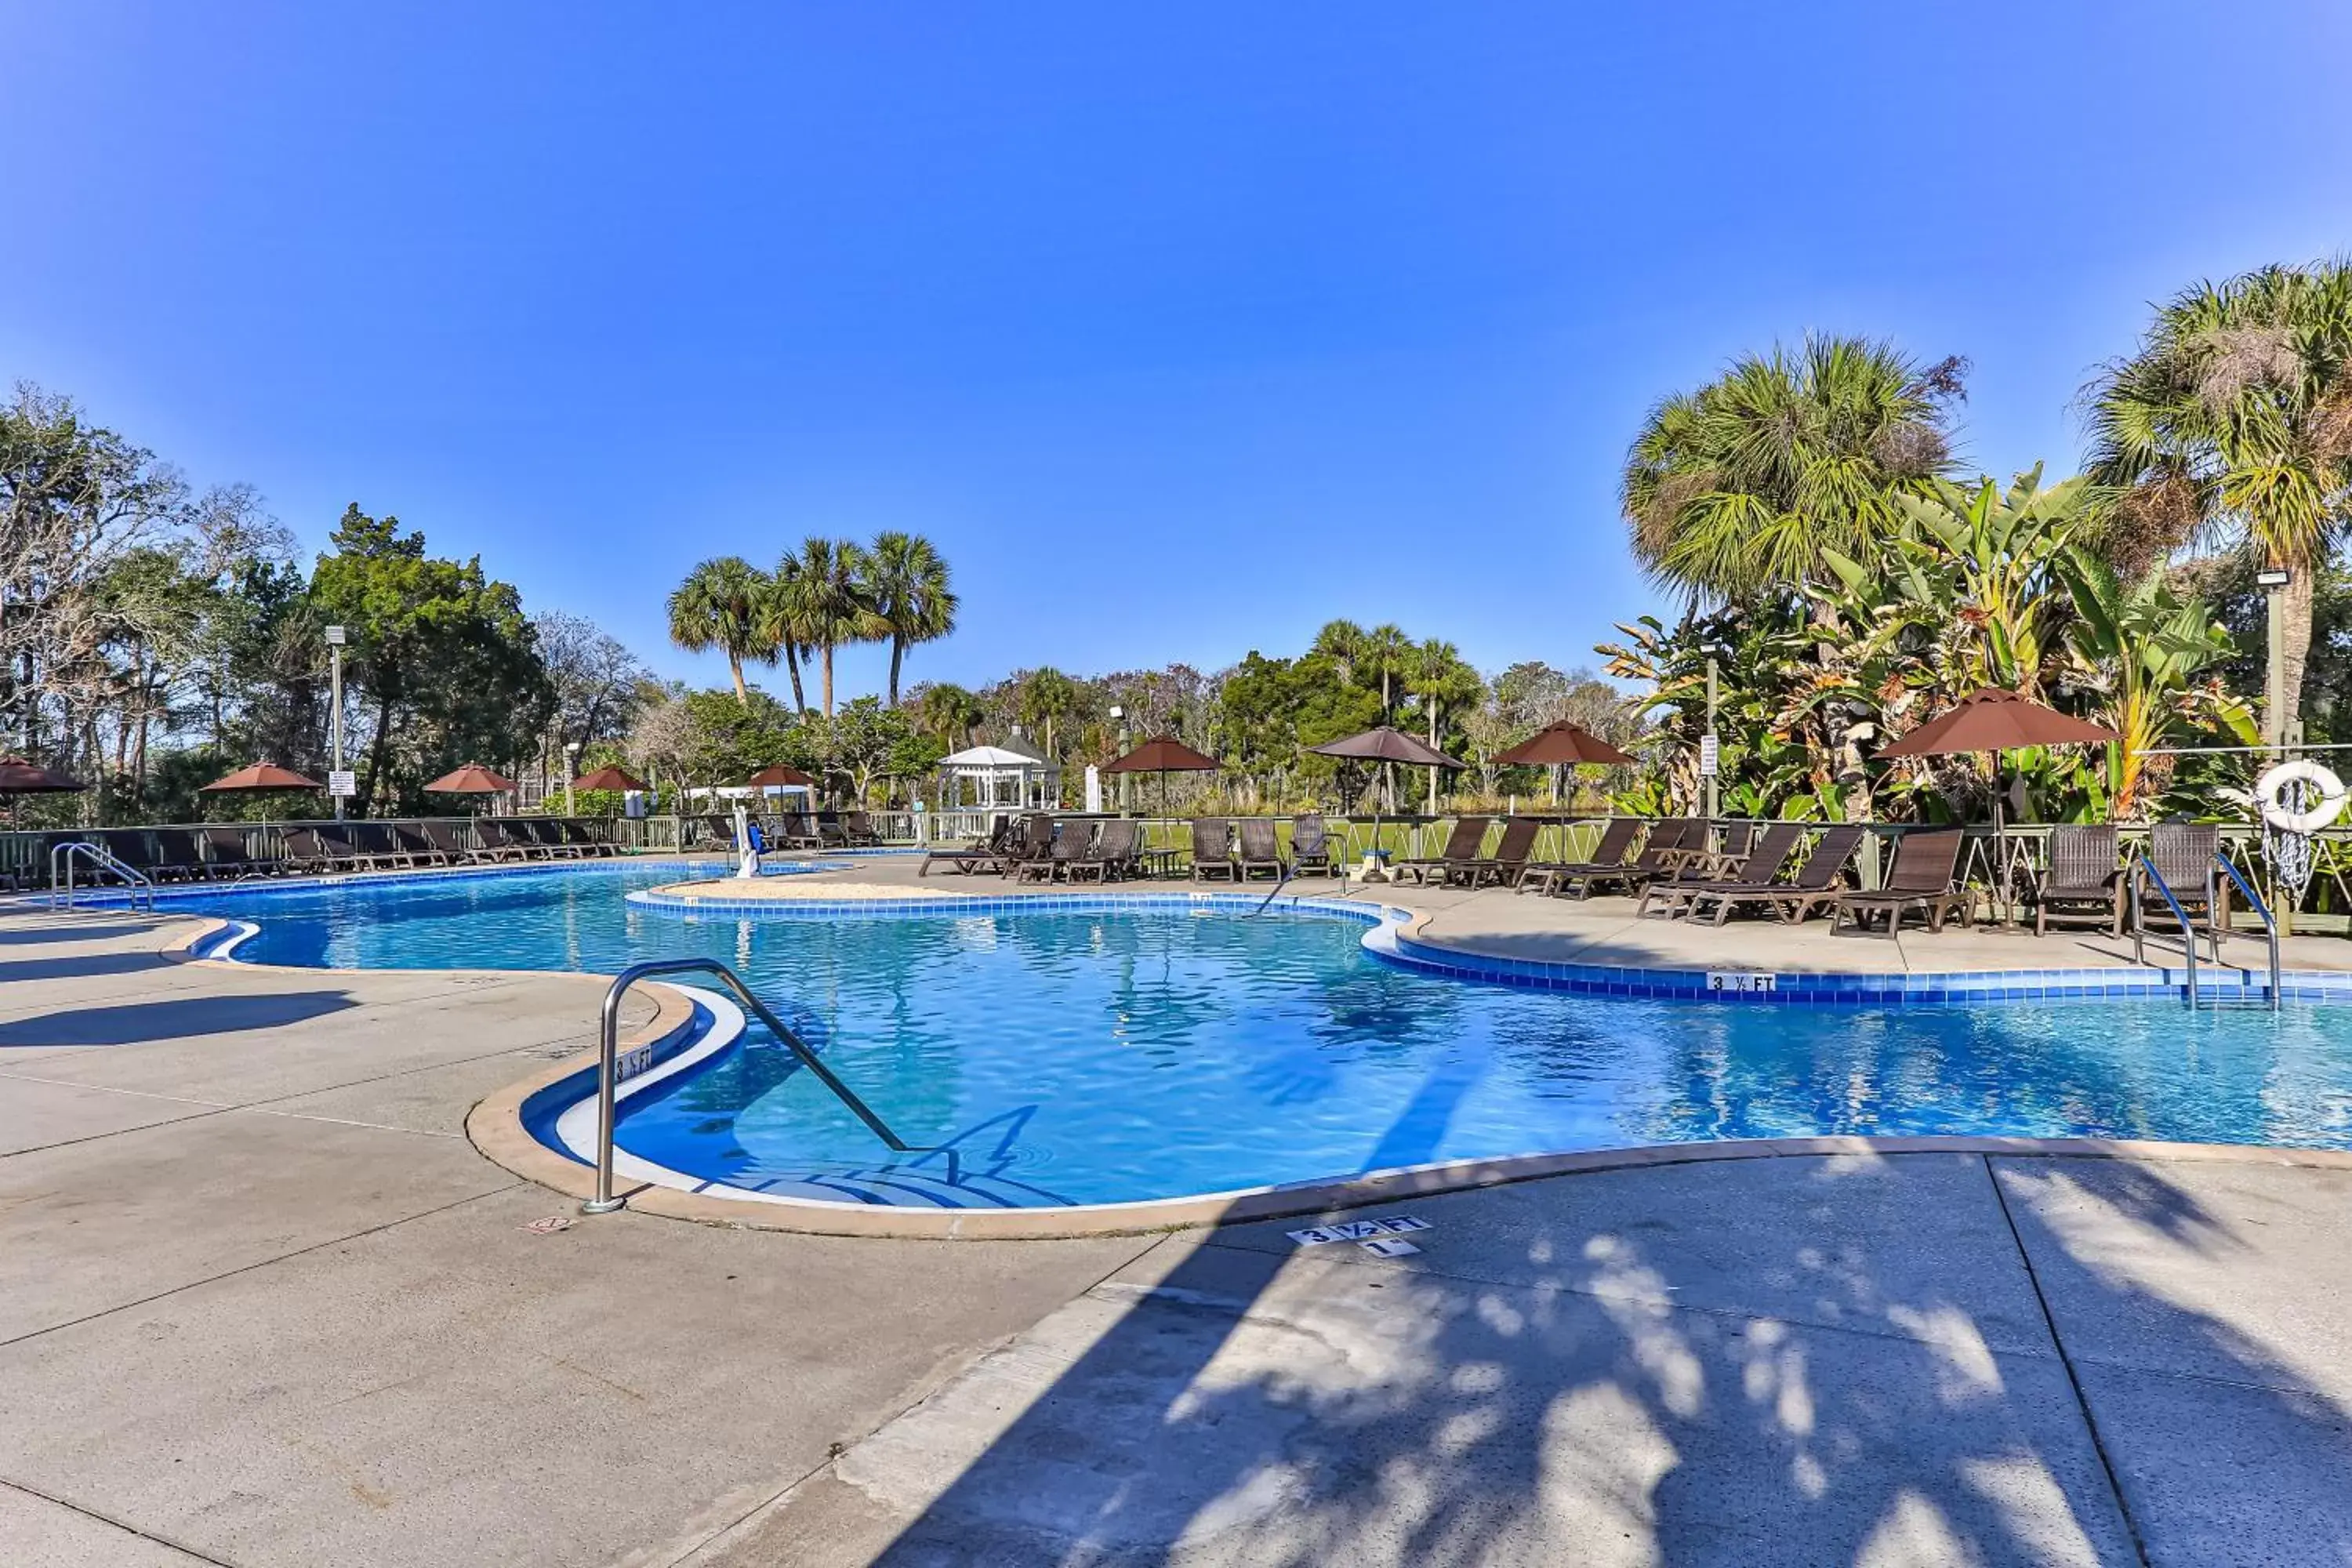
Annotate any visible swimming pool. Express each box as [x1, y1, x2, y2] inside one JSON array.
[[160, 861, 2352, 1208]]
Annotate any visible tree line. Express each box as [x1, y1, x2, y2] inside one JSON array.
[[1610, 257, 2352, 826], [0, 382, 655, 825]]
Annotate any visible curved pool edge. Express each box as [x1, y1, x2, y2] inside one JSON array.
[[115, 869, 2352, 1236], [466, 1043, 2352, 1237]]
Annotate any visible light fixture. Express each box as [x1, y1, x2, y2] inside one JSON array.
[[2257, 568, 2293, 588]]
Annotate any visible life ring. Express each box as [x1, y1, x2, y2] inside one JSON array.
[[2256, 760, 2347, 833]]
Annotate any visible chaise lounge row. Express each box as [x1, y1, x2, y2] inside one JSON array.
[[22, 817, 624, 886]]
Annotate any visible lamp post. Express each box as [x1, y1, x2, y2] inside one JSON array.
[[1109, 705, 1130, 813], [2257, 568, 2293, 752], [325, 625, 347, 821], [564, 740, 581, 815]]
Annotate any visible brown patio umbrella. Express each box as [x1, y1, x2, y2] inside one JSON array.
[[1102, 735, 1219, 820], [1878, 688, 2122, 912], [1495, 721, 1635, 768], [0, 757, 88, 794], [423, 764, 517, 812], [570, 764, 648, 793], [1308, 727, 1464, 871], [744, 764, 815, 789], [201, 762, 324, 792]]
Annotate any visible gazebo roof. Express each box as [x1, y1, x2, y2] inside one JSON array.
[[938, 744, 1058, 770]]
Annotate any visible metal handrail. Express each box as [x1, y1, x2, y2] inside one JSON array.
[[2129, 853, 2199, 1011], [580, 956, 932, 1215], [47, 841, 154, 912], [2212, 851, 2283, 1010]]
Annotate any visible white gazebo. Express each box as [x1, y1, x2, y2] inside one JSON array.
[[937, 738, 1062, 811]]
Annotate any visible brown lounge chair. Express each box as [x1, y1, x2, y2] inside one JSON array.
[[1684, 824, 1870, 925], [1190, 818, 1235, 882], [1448, 817, 1541, 888], [1639, 822, 1806, 918], [1235, 819, 1285, 881], [2034, 825, 2123, 936], [1068, 818, 1141, 882], [1516, 818, 1639, 896], [920, 815, 1014, 876], [1290, 815, 1335, 877], [1396, 817, 1491, 886], [1017, 818, 1091, 884], [1537, 818, 1696, 899], [2134, 822, 2226, 937], [1832, 829, 1972, 936]]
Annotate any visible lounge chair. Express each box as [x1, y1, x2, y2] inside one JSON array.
[[1235, 819, 1286, 881], [1190, 818, 1235, 882], [1536, 818, 1696, 899], [198, 825, 274, 880], [557, 818, 615, 858], [355, 822, 420, 868], [93, 830, 160, 882], [1290, 815, 1335, 877], [1832, 829, 1971, 936], [1015, 818, 1086, 884], [2135, 822, 2225, 936], [1068, 818, 1140, 882], [1680, 824, 1869, 926], [279, 826, 335, 874], [528, 818, 586, 859], [766, 811, 817, 850], [2034, 825, 2123, 937], [816, 812, 850, 849], [1446, 816, 1542, 888], [1396, 817, 1491, 886], [920, 815, 1014, 877], [1640, 822, 1806, 919], [417, 819, 478, 865], [844, 811, 882, 848], [1516, 818, 1640, 896], [150, 828, 210, 883], [390, 821, 445, 866]]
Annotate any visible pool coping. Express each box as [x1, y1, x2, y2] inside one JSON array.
[[127, 869, 2352, 1240]]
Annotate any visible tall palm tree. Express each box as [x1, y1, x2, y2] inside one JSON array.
[[866, 532, 959, 706], [665, 556, 773, 706], [1406, 638, 1482, 812], [1623, 336, 1965, 603], [779, 536, 877, 717], [1016, 666, 1080, 758], [756, 554, 810, 713], [914, 682, 984, 751], [2085, 260, 2352, 741]]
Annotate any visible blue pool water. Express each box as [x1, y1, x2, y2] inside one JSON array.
[[174, 864, 2352, 1206]]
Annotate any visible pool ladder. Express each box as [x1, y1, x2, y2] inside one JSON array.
[[2129, 851, 2280, 1011], [47, 840, 154, 912], [580, 956, 935, 1214]]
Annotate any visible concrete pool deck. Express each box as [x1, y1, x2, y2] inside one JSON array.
[[4, 876, 2352, 1563]]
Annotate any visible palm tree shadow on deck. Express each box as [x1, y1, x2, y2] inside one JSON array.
[[853, 1139, 2352, 1566]]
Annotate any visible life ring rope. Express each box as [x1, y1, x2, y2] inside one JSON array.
[[2256, 760, 2347, 834]]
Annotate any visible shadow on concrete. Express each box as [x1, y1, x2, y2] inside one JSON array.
[[854, 1143, 2352, 1565], [0, 991, 358, 1047], [0, 922, 164, 948], [0, 951, 179, 986]]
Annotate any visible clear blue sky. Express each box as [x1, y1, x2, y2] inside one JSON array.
[[5, 3, 2349, 701]]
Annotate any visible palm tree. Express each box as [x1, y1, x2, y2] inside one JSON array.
[[1016, 666, 1080, 757], [914, 682, 984, 752], [756, 554, 810, 713], [866, 532, 959, 706], [2085, 260, 2352, 742], [778, 536, 876, 717], [1623, 336, 1965, 602], [665, 556, 773, 706], [1406, 638, 1482, 812]]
